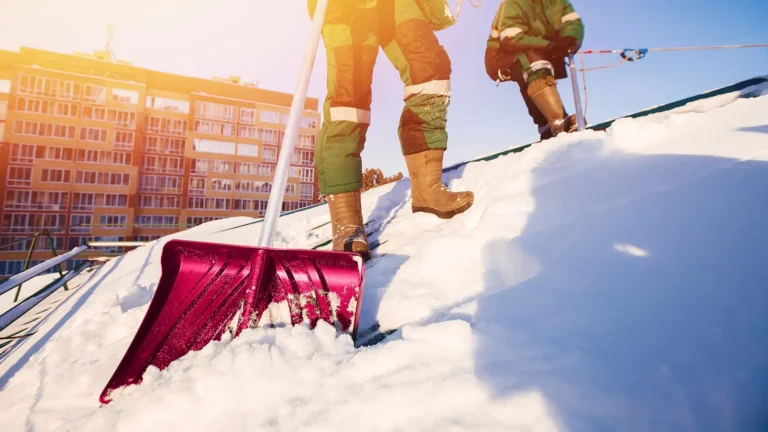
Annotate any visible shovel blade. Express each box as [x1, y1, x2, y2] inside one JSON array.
[[99, 239, 365, 404]]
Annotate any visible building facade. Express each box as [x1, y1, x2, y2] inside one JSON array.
[[0, 47, 321, 275]]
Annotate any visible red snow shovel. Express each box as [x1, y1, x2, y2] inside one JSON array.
[[99, 0, 365, 404]]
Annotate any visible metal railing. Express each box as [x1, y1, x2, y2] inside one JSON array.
[[0, 231, 71, 302]]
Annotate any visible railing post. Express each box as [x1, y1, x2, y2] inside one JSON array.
[[568, 54, 587, 131], [14, 234, 39, 302], [43, 230, 69, 291]]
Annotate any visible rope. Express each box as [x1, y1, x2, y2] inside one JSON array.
[[580, 43, 768, 55], [572, 42, 767, 124], [455, 0, 482, 17]]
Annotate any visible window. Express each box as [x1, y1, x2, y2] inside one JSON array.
[[292, 149, 314, 166], [191, 138, 235, 155], [187, 197, 232, 211], [223, 124, 237, 136], [18, 75, 81, 101], [281, 201, 300, 212], [1, 213, 66, 234], [139, 175, 183, 193], [135, 235, 161, 242], [8, 166, 32, 186], [263, 146, 277, 163], [100, 193, 129, 208], [144, 116, 188, 136], [72, 193, 95, 212], [40, 168, 71, 183], [134, 215, 179, 229], [236, 162, 255, 175], [188, 158, 233, 174], [83, 84, 106, 104], [116, 111, 137, 128], [299, 167, 314, 183], [81, 106, 136, 128], [211, 178, 233, 192], [73, 193, 129, 209], [142, 155, 183, 174], [239, 125, 259, 139], [212, 160, 233, 173], [0, 261, 46, 276], [285, 183, 297, 196], [193, 120, 236, 136], [300, 184, 314, 200], [298, 134, 316, 149], [233, 199, 268, 213], [258, 163, 275, 176], [185, 216, 222, 228], [143, 136, 185, 155], [189, 177, 206, 195], [0, 79, 10, 93], [76, 149, 132, 165], [260, 110, 280, 124], [38, 145, 74, 162], [237, 143, 258, 157], [280, 113, 290, 125], [11, 143, 36, 164], [137, 195, 182, 209], [240, 107, 256, 124], [194, 101, 237, 122], [14, 120, 76, 139], [81, 105, 108, 121], [80, 127, 108, 142], [112, 88, 139, 104], [75, 171, 131, 187], [259, 128, 278, 144], [149, 96, 190, 113], [115, 131, 135, 149], [4, 191, 69, 211], [99, 214, 127, 229], [301, 116, 318, 129], [16, 98, 79, 117], [235, 180, 272, 194], [0, 237, 56, 253], [91, 236, 126, 254], [0, 101, 5, 121], [190, 159, 208, 175], [70, 215, 92, 233]]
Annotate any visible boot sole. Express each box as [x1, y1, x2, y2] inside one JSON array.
[[412, 199, 474, 220], [342, 243, 371, 262]]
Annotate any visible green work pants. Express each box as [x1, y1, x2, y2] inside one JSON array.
[[308, 0, 452, 194]]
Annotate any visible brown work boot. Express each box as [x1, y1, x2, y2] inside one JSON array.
[[527, 75, 570, 137], [327, 190, 371, 261], [404, 149, 474, 219]]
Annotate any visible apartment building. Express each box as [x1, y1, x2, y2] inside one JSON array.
[[0, 47, 321, 275]]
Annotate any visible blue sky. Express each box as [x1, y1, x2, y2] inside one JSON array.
[[1, 0, 766, 175]]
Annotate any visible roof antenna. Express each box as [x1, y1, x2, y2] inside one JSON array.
[[105, 24, 117, 62]]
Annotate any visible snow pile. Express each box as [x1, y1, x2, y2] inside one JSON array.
[[1, 85, 767, 432]]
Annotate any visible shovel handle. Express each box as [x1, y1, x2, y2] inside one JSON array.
[[257, 0, 329, 247]]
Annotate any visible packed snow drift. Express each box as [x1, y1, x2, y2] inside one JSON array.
[[1, 82, 767, 432]]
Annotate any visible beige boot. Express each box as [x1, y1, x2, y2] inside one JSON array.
[[327, 190, 371, 261], [527, 75, 569, 137], [404, 149, 474, 219]]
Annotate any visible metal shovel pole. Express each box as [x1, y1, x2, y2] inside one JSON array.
[[257, 0, 328, 247], [568, 54, 586, 131]]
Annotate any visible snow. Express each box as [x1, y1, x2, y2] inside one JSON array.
[[1, 85, 768, 431]]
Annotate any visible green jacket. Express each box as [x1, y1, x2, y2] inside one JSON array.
[[484, 0, 584, 83]]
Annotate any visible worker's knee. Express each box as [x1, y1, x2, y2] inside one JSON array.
[[524, 60, 555, 85]]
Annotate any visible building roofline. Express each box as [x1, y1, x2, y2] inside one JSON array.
[[2, 46, 319, 110]]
